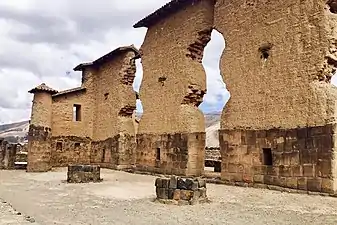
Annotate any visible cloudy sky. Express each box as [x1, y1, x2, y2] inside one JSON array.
[[0, 0, 229, 124]]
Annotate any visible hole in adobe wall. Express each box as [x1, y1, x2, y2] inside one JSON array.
[[259, 43, 273, 61], [327, 0, 337, 13], [201, 29, 229, 176], [263, 148, 273, 166]]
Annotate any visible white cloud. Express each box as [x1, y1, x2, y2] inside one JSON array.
[[0, 0, 228, 124]]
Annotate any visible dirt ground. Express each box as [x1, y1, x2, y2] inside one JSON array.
[[1, 168, 337, 225]]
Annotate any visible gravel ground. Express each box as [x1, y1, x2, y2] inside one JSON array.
[[1, 168, 337, 225]]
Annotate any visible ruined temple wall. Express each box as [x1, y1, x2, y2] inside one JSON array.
[[214, 0, 337, 193], [91, 51, 137, 168], [52, 92, 92, 138], [135, 0, 213, 176], [214, 0, 337, 129], [50, 137, 91, 167], [138, 0, 214, 134], [27, 93, 53, 172]]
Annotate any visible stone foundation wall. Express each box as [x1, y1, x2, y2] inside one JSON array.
[[67, 165, 101, 183], [91, 134, 136, 169], [0, 140, 18, 170], [51, 136, 91, 167], [27, 125, 52, 172], [155, 176, 208, 205], [219, 124, 336, 193], [136, 132, 205, 176]]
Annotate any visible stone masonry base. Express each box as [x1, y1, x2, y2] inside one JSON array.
[[155, 176, 208, 205], [67, 165, 102, 183], [219, 124, 336, 194]]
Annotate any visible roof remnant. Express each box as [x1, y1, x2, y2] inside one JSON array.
[[133, 0, 214, 28], [73, 45, 141, 71], [28, 83, 58, 94], [52, 87, 86, 98]]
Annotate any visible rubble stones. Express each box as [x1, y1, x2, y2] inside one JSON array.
[[155, 176, 208, 205], [67, 165, 102, 183]]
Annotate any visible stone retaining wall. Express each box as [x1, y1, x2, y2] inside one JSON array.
[[155, 176, 208, 205], [67, 165, 101, 183]]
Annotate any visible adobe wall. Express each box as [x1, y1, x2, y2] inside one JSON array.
[[51, 92, 92, 166], [27, 92, 53, 172], [52, 92, 91, 137], [136, 0, 214, 176], [215, 0, 337, 129], [91, 50, 138, 168], [214, 0, 337, 193]]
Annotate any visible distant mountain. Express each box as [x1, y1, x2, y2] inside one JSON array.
[[0, 113, 222, 146], [0, 120, 29, 144]]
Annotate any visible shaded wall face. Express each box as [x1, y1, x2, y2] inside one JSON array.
[[215, 0, 337, 129], [93, 52, 137, 141], [220, 125, 335, 193], [51, 137, 91, 167], [138, 0, 214, 134], [52, 92, 92, 138]]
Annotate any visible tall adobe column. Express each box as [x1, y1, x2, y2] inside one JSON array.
[[27, 83, 58, 172], [133, 0, 214, 176]]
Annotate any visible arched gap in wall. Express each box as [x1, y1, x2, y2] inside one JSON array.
[[133, 58, 143, 123], [200, 29, 229, 173]]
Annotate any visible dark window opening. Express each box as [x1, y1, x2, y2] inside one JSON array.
[[101, 148, 106, 163], [156, 148, 161, 161], [73, 104, 82, 121], [328, 0, 337, 13], [263, 148, 273, 166], [74, 143, 80, 148], [56, 142, 62, 151]]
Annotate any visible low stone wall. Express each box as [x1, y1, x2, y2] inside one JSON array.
[[155, 176, 208, 205], [67, 165, 102, 183]]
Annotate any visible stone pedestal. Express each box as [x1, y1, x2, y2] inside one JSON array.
[[155, 176, 208, 205], [67, 165, 101, 183]]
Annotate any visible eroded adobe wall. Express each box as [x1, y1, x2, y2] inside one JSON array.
[[136, 0, 214, 176], [51, 92, 92, 166], [27, 93, 53, 172], [91, 51, 138, 168], [215, 0, 337, 193], [215, 0, 337, 129]]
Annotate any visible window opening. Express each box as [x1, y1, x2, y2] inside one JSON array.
[[73, 104, 82, 121]]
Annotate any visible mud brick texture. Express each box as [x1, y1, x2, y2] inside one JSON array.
[[219, 124, 337, 194], [155, 176, 208, 205], [136, 132, 205, 176], [67, 165, 101, 183]]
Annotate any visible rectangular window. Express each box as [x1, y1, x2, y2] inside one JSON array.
[[73, 104, 82, 121], [74, 143, 80, 148], [263, 148, 273, 166], [156, 148, 161, 161], [56, 142, 62, 151]]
